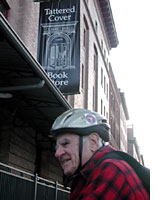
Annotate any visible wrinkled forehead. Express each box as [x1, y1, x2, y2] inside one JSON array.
[[56, 133, 79, 144]]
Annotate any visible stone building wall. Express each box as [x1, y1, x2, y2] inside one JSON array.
[[72, 0, 110, 119], [6, 0, 39, 58]]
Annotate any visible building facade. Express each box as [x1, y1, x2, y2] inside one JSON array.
[[67, 0, 118, 122], [127, 125, 144, 165]]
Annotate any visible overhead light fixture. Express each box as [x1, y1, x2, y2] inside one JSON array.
[[0, 93, 13, 98]]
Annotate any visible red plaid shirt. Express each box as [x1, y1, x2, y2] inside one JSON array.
[[69, 145, 149, 200]]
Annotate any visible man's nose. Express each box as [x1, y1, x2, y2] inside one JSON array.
[[55, 146, 65, 158]]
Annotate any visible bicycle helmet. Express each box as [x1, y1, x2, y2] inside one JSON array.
[[50, 108, 110, 142]]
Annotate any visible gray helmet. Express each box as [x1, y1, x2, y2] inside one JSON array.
[[50, 108, 110, 142]]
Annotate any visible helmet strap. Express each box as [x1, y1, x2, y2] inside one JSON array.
[[78, 136, 83, 168]]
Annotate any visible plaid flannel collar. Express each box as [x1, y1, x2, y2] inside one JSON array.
[[79, 145, 115, 180]]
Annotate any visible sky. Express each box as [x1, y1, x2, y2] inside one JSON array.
[[109, 0, 155, 171]]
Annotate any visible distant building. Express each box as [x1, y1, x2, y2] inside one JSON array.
[[119, 91, 129, 152], [109, 63, 121, 149], [127, 125, 144, 165]]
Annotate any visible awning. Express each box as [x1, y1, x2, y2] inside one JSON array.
[[0, 12, 72, 136]]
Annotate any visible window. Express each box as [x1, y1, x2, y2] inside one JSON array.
[[101, 68, 103, 87], [101, 39, 103, 50], [101, 99, 103, 115], [106, 112, 108, 120], [81, 64, 84, 89], [106, 58, 109, 68], [0, 0, 10, 18], [104, 49, 106, 59], [104, 106, 106, 117], [94, 45, 98, 71], [95, 21, 98, 32], [93, 45, 98, 112], [107, 83, 109, 99], [83, 15, 89, 51], [93, 86, 95, 110], [104, 76, 106, 93], [94, 54, 96, 71], [83, 28, 86, 47]]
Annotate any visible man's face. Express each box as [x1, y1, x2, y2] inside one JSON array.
[[55, 133, 80, 176]]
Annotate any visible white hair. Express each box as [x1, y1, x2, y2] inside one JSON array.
[[98, 137, 104, 148], [83, 134, 104, 149]]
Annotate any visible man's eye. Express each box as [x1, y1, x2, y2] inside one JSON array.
[[62, 141, 69, 147]]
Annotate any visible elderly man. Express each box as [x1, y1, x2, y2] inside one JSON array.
[[50, 108, 149, 200]]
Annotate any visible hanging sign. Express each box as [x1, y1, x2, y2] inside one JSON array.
[[37, 0, 80, 94]]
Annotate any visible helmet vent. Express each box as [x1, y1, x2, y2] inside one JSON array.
[[63, 112, 73, 123], [99, 119, 107, 124]]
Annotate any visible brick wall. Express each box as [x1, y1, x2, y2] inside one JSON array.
[[72, 0, 110, 115], [0, 105, 63, 183], [6, 0, 39, 58]]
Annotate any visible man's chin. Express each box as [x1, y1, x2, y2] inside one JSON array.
[[63, 165, 78, 176], [64, 171, 73, 176], [63, 168, 76, 176]]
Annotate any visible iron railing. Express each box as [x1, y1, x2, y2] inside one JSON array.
[[0, 162, 70, 200]]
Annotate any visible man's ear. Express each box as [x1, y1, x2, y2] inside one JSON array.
[[89, 133, 100, 152]]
